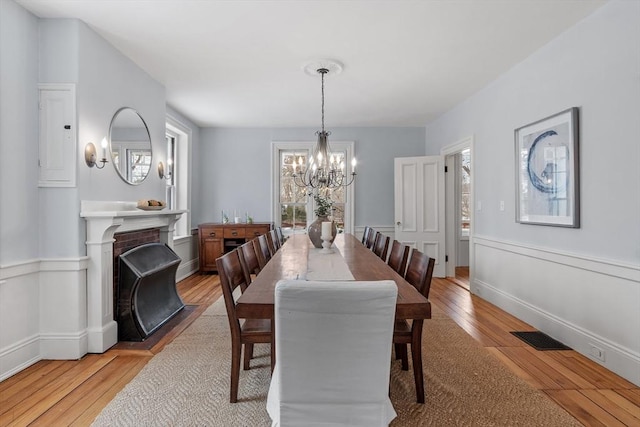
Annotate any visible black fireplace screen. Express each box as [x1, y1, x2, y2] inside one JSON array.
[[117, 243, 184, 341]]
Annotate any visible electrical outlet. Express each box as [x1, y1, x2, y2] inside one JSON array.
[[499, 201, 505, 211], [589, 344, 605, 362], [477, 201, 482, 211]]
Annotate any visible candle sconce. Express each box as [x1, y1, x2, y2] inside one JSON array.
[[158, 159, 173, 180], [85, 137, 109, 169]]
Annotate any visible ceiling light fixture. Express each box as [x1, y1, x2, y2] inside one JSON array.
[[293, 61, 356, 189]]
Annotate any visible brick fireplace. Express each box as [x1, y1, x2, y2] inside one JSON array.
[[81, 201, 185, 353]]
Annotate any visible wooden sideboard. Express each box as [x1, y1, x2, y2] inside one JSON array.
[[198, 222, 273, 273]]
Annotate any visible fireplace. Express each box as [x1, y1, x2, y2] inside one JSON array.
[[81, 201, 185, 353], [117, 243, 184, 341]]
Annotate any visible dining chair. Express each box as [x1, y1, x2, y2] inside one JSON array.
[[274, 226, 285, 245], [267, 279, 398, 426], [361, 226, 372, 245], [393, 249, 435, 404], [257, 234, 272, 266], [365, 228, 376, 250], [216, 249, 272, 403], [239, 238, 261, 278], [266, 229, 279, 255], [387, 240, 410, 276], [272, 228, 282, 250], [372, 232, 390, 261]]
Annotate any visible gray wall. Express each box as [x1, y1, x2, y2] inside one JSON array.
[[0, 0, 40, 264], [195, 127, 426, 227], [426, 0, 639, 265], [34, 18, 168, 258]]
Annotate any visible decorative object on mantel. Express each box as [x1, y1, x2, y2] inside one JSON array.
[[137, 199, 167, 211], [85, 137, 109, 169], [292, 60, 356, 190], [307, 193, 337, 248], [515, 107, 580, 228]]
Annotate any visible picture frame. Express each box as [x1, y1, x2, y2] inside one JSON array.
[[515, 107, 580, 227]]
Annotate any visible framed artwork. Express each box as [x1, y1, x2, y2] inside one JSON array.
[[515, 107, 580, 227]]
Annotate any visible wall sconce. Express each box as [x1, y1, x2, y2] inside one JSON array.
[[158, 159, 172, 180], [85, 137, 109, 169]]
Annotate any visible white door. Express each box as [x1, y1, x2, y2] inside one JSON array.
[[394, 156, 446, 277]]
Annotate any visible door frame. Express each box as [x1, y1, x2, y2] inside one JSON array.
[[441, 136, 474, 289]]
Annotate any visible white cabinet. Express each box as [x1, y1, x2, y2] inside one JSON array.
[[38, 83, 76, 187]]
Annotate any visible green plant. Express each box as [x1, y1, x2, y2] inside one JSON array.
[[312, 193, 333, 217]]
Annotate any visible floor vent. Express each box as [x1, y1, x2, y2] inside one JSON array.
[[510, 331, 571, 351]]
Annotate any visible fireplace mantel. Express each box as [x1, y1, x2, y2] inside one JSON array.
[[81, 200, 185, 353]]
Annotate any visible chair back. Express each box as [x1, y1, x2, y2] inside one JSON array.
[[361, 226, 372, 244], [365, 227, 376, 249], [269, 229, 281, 251], [372, 233, 390, 261], [405, 249, 436, 298], [239, 239, 261, 277], [275, 226, 284, 245], [267, 280, 398, 427], [257, 234, 272, 265], [215, 250, 251, 338], [387, 240, 410, 276], [265, 230, 278, 255]]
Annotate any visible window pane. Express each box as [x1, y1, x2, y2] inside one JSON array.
[[128, 150, 151, 183], [280, 204, 307, 229]]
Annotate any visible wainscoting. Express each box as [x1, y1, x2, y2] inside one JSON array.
[[0, 234, 200, 382], [472, 235, 640, 386]]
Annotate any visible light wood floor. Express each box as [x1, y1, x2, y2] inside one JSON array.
[[1, 273, 638, 426]]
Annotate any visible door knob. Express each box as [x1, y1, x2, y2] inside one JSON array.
[[396, 221, 401, 226]]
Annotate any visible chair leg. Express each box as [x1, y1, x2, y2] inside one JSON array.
[[243, 343, 254, 370], [397, 344, 409, 370], [230, 342, 241, 403], [394, 343, 402, 360], [411, 321, 425, 404]]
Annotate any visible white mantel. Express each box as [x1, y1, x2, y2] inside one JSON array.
[[80, 200, 185, 353]]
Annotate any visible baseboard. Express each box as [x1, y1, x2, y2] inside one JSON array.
[[177, 258, 199, 281], [473, 236, 640, 386], [0, 334, 40, 382], [40, 330, 88, 360]]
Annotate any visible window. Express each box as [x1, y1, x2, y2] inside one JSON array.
[[166, 115, 191, 238], [279, 151, 309, 232], [273, 141, 355, 236], [460, 148, 471, 236]]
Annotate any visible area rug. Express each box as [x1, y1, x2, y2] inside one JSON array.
[[92, 300, 581, 426]]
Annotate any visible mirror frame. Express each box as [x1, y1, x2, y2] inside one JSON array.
[[109, 107, 153, 185]]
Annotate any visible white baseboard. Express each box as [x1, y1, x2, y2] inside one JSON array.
[[177, 258, 199, 281], [0, 334, 40, 382], [473, 236, 640, 386]]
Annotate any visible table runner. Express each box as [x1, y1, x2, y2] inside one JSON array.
[[305, 246, 355, 281]]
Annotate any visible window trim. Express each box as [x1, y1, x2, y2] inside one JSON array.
[[271, 141, 355, 235]]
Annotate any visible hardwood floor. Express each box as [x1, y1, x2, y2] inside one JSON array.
[[1, 273, 638, 426]]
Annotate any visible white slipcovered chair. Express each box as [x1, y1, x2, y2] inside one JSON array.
[[266, 279, 398, 427]]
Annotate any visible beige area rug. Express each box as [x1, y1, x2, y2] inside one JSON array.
[[93, 298, 581, 426]]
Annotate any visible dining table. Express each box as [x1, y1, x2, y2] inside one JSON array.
[[235, 232, 431, 340]]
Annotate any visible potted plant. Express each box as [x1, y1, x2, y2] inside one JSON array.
[[308, 193, 337, 248]]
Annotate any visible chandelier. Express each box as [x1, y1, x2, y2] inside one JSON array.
[[293, 66, 356, 189]]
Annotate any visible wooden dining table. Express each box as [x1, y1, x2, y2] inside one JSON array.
[[236, 232, 431, 321]]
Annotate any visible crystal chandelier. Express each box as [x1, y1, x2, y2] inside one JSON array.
[[293, 67, 356, 189]]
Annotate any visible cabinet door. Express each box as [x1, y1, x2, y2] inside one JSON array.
[[200, 227, 224, 272], [38, 84, 76, 187]]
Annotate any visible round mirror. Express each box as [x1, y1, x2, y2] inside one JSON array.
[[109, 107, 152, 185]]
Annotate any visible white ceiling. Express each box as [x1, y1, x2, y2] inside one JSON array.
[[18, 0, 606, 128]]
